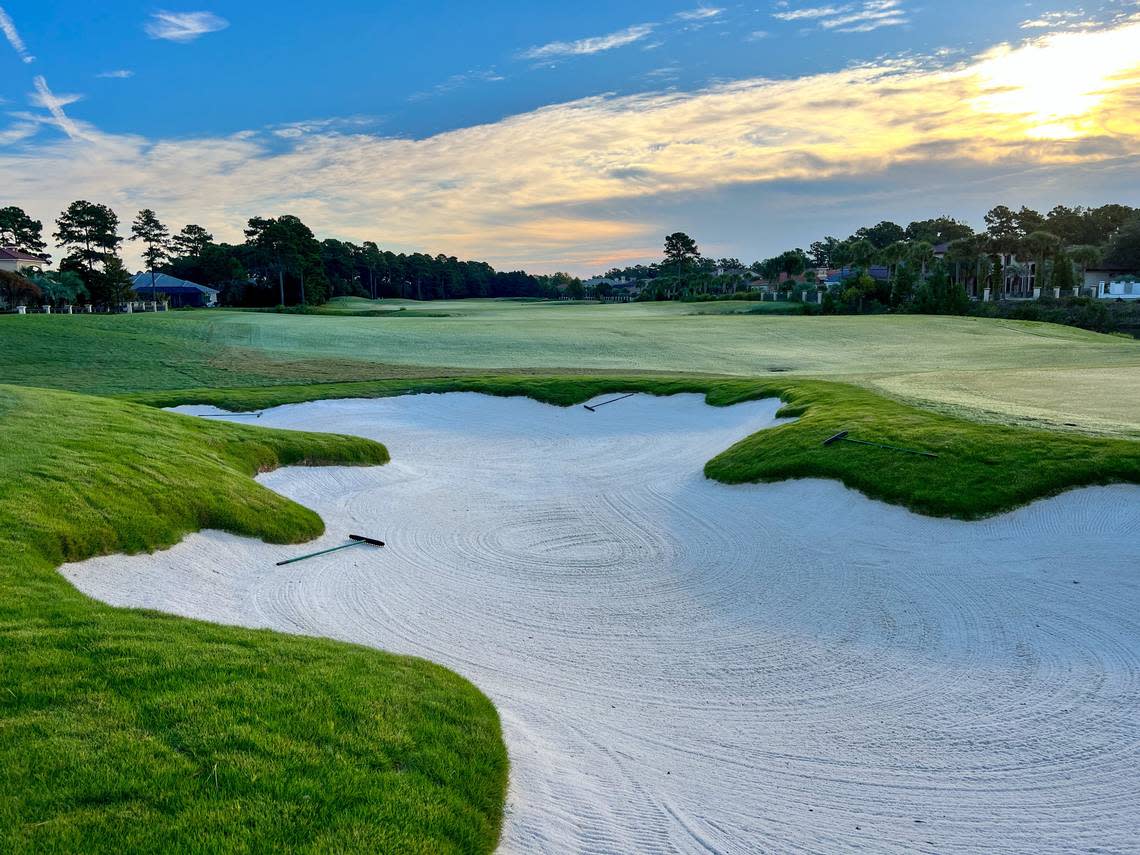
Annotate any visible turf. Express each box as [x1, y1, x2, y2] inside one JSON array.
[[0, 385, 508, 853], [129, 374, 1140, 520], [2, 302, 1137, 435]]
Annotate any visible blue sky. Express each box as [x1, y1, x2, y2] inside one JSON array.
[[2, 1, 1139, 272]]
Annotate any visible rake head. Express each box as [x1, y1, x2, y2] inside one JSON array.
[[822, 430, 850, 446]]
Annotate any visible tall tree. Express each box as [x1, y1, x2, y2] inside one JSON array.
[[663, 232, 700, 291], [53, 201, 122, 284], [853, 220, 905, 249], [1102, 215, 1140, 270], [1021, 230, 1061, 293], [130, 209, 171, 299], [0, 206, 48, 255], [171, 224, 214, 258]]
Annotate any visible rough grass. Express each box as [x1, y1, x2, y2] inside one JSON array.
[[0, 385, 508, 853], [129, 374, 1140, 520]]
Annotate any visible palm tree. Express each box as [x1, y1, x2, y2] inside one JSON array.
[[1068, 244, 1101, 295], [908, 241, 935, 279], [1020, 231, 1062, 297], [878, 240, 908, 282]]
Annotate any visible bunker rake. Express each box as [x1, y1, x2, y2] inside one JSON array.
[[276, 534, 386, 566], [823, 430, 938, 459], [584, 393, 637, 412]]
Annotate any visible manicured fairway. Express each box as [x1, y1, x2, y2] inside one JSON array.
[[2, 299, 1138, 435]]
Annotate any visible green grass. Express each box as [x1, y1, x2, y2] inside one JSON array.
[[128, 374, 1140, 520], [1, 301, 1138, 850], [3, 303, 1138, 434], [0, 385, 508, 853]]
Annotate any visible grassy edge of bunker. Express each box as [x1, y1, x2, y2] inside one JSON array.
[[128, 373, 1140, 521], [0, 384, 508, 854]]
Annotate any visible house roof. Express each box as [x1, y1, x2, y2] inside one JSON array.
[[0, 246, 48, 263], [130, 272, 219, 295]]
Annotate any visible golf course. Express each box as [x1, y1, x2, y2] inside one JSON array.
[[2, 300, 1139, 852]]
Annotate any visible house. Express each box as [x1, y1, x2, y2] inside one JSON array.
[[1084, 265, 1140, 301], [825, 265, 890, 286], [0, 246, 48, 275], [131, 272, 219, 307]]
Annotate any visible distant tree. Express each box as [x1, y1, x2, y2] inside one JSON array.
[[1067, 244, 1102, 291], [1020, 230, 1061, 292], [663, 232, 700, 282], [847, 239, 877, 271], [907, 241, 935, 279], [0, 205, 48, 255], [904, 216, 973, 245], [984, 205, 1019, 246], [1102, 215, 1140, 270], [0, 269, 41, 308], [170, 224, 214, 258], [878, 240, 908, 281], [808, 236, 840, 268], [244, 215, 323, 305], [890, 261, 918, 306], [89, 255, 135, 306], [130, 209, 171, 300], [54, 201, 122, 286], [1013, 206, 1045, 236], [853, 220, 905, 249], [1051, 249, 1076, 292], [29, 269, 87, 305]]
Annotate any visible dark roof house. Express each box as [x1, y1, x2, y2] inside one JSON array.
[[131, 272, 219, 307]]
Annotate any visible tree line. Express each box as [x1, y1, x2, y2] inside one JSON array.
[[597, 203, 1140, 315], [0, 202, 582, 308]]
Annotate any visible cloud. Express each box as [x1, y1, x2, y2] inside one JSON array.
[[0, 5, 34, 62], [521, 24, 656, 59], [747, 30, 770, 41], [773, 5, 846, 21], [821, 0, 908, 32], [97, 69, 134, 79], [145, 11, 229, 42], [1021, 10, 1088, 30], [409, 69, 505, 102], [29, 77, 88, 141], [3, 19, 1139, 272], [774, 1, 909, 32], [675, 6, 724, 21]]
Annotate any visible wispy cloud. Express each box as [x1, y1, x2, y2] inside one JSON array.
[[0, 5, 34, 63], [675, 6, 724, 21], [773, 5, 846, 21], [521, 24, 656, 60], [1021, 10, 1087, 30], [97, 69, 134, 79], [409, 69, 505, 102], [774, 1, 909, 32], [30, 76, 87, 141], [4, 19, 1139, 271], [145, 10, 229, 43]]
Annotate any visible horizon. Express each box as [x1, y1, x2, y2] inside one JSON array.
[[2, 2, 1140, 274]]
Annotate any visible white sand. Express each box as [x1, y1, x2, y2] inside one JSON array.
[[62, 394, 1140, 854]]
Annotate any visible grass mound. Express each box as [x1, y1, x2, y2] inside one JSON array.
[[0, 385, 507, 853]]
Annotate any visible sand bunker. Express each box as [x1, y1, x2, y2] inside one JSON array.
[[63, 393, 1140, 853]]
